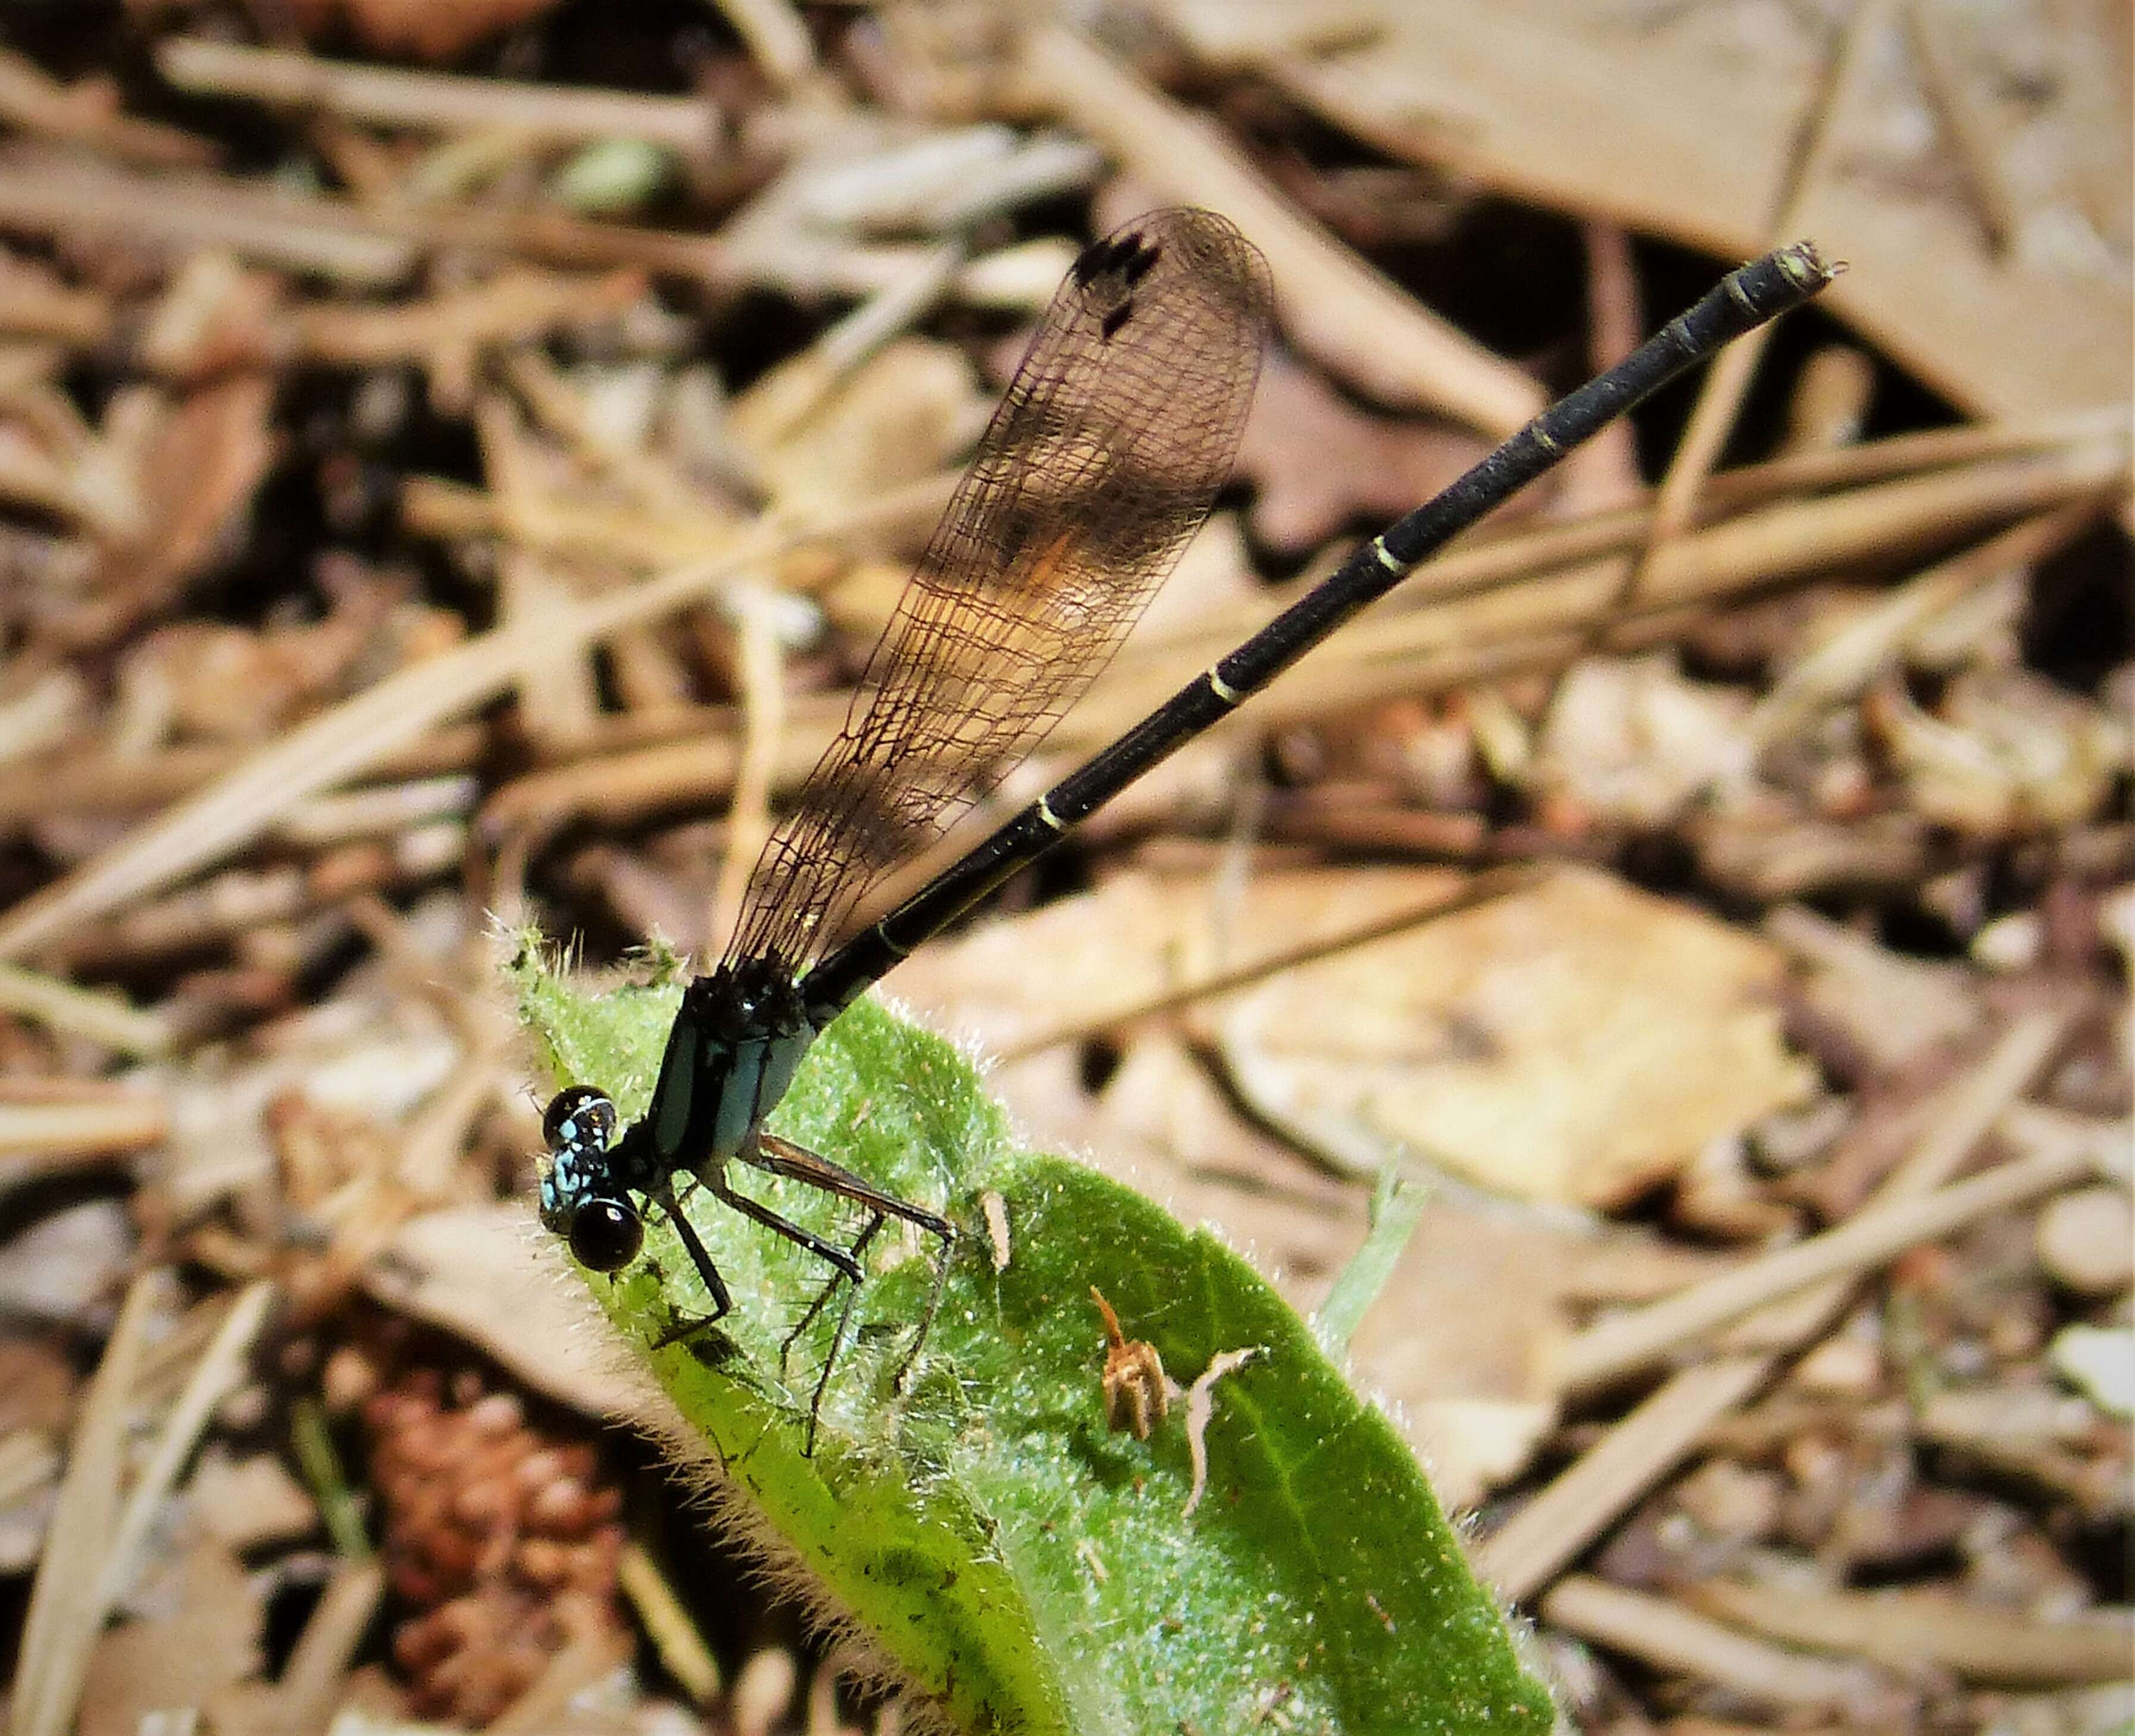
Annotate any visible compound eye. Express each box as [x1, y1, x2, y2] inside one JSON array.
[[568, 1197, 642, 1271], [543, 1085, 615, 1150]]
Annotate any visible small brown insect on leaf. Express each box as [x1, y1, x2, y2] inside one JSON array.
[[1091, 1286, 1169, 1441]]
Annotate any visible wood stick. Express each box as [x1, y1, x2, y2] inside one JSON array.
[[155, 38, 720, 150]]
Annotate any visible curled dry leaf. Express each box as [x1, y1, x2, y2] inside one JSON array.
[[1534, 654, 1757, 827], [1871, 667, 2131, 833], [1181, 1346, 1261, 1519], [70, 374, 275, 650]]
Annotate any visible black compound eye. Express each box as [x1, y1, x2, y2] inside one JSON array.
[[568, 1198, 642, 1271], [543, 1085, 614, 1150]]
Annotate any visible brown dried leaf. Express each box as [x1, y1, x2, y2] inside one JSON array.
[[1534, 654, 1755, 827], [70, 374, 275, 649], [1233, 349, 1489, 552], [1218, 867, 1815, 1207], [76, 1532, 262, 1736], [885, 863, 1470, 1057], [1196, 0, 2133, 417]]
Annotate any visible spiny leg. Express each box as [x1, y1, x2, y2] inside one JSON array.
[[694, 1165, 871, 1453], [646, 1178, 734, 1349], [749, 1133, 956, 1396], [780, 1212, 882, 1376]]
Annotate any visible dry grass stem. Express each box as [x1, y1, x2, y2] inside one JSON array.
[[154, 38, 721, 150], [9, 1271, 163, 1736], [1561, 1135, 2096, 1390], [1478, 1357, 1771, 1602], [1540, 1575, 1906, 1714], [1683, 1577, 2134, 1686], [0, 1096, 168, 1161], [618, 1539, 723, 1704], [0, 961, 171, 1056], [265, 1559, 386, 1730], [96, 1282, 277, 1611]]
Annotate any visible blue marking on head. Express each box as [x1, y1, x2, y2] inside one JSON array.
[[539, 1086, 620, 1231]]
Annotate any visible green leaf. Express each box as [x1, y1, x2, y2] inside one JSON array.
[[512, 939, 1553, 1736]]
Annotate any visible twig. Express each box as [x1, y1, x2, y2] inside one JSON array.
[[1017, 24, 1545, 435], [10, 1272, 163, 1736], [1559, 1136, 2095, 1390], [154, 38, 720, 151], [1683, 1578, 2135, 1686], [1899, 0, 2022, 256], [0, 962, 171, 1056], [0, 46, 215, 168], [1540, 1577, 1906, 1715]]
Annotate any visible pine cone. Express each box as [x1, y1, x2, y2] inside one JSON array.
[[360, 1361, 625, 1724]]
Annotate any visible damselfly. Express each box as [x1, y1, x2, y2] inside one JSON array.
[[539, 209, 1832, 1449]]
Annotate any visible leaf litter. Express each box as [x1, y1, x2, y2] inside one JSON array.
[[0, 2, 2125, 1732]]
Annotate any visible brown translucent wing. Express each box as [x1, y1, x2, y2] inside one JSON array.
[[726, 209, 1273, 974]]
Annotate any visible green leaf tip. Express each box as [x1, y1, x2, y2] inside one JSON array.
[[511, 946, 1555, 1736]]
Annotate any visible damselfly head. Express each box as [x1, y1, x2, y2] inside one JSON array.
[[539, 1085, 642, 1270]]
